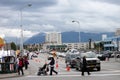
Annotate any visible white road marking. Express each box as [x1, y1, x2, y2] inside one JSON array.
[[26, 73, 120, 78], [27, 70, 120, 77]]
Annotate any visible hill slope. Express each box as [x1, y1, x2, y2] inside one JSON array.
[[24, 31, 115, 44]]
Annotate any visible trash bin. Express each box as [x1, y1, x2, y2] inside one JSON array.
[[0, 63, 16, 74], [0, 63, 4, 74]]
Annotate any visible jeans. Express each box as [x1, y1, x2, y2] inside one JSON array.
[[50, 66, 57, 75]]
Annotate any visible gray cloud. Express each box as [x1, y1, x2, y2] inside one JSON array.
[[0, 0, 120, 39], [93, 0, 120, 5], [0, 0, 58, 10]]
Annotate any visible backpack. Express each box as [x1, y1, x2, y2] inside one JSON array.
[[19, 60, 24, 67]]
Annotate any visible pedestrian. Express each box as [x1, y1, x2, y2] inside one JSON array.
[[48, 56, 58, 75], [24, 56, 29, 70], [81, 56, 90, 76], [15, 55, 19, 72], [18, 57, 24, 75]]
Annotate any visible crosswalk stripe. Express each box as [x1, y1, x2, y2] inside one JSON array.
[[91, 73, 120, 76], [27, 70, 120, 78], [34, 69, 120, 75], [26, 73, 120, 78]]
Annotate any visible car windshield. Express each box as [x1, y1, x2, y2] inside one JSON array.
[[71, 50, 78, 53], [81, 52, 96, 58], [71, 54, 79, 58]]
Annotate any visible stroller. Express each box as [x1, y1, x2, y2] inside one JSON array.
[[37, 63, 49, 76]]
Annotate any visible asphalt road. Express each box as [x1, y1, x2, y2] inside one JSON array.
[[2, 53, 120, 80]]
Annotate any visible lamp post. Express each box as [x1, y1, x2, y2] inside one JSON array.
[[72, 20, 81, 43], [20, 4, 32, 56]]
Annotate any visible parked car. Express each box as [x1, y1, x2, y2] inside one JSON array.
[[96, 54, 106, 61], [111, 51, 120, 58], [32, 53, 38, 58], [66, 49, 80, 54], [75, 51, 101, 71], [65, 52, 80, 68], [96, 51, 113, 61], [56, 52, 66, 58]]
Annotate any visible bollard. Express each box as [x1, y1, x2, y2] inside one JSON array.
[[56, 63, 58, 69], [56, 60, 59, 69]]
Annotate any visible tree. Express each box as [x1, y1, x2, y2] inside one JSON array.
[[89, 38, 92, 49], [94, 41, 104, 51], [11, 42, 16, 50]]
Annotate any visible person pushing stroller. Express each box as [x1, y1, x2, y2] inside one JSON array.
[[48, 55, 58, 75]]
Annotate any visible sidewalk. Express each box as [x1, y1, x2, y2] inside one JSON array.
[[0, 65, 31, 79]]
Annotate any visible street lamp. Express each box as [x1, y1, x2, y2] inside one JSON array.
[[20, 4, 32, 56], [72, 20, 81, 43]]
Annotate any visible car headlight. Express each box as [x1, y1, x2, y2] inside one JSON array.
[[96, 60, 100, 63]]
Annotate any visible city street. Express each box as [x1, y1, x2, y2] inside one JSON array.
[[2, 53, 120, 80], [0, 0, 120, 80]]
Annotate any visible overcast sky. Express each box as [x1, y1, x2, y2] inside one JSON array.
[[0, 0, 120, 39]]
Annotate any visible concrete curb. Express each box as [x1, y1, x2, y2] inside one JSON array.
[[0, 68, 30, 79], [0, 73, 19, 79]]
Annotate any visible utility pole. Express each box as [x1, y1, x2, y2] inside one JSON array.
[[19, 4, 32, 56]]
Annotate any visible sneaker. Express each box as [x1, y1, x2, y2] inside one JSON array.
[[88, 73, 91, 75], [56, 72, 58, 75]]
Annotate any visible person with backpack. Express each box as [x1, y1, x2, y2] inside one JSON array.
[[24, 56, 29, 70], [48, 56, 58, 75], [18, 57, 24, 75]]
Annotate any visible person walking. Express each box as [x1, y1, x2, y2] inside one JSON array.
[[49, 56, 58, 75], [24, 56, 29, 70], [81, 56, 90, 76], [16, 55, 19, 72], [18, 57, 24, 75]]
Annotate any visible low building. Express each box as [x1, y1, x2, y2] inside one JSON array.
[[63, 42, 94, 50], [103, 36, 120, 51]]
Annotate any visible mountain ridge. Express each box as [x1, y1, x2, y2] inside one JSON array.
[[24, 31, 115, 44]]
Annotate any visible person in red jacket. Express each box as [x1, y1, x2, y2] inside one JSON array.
[[18, 57, 24, 75], [24, 56, 29, 70]]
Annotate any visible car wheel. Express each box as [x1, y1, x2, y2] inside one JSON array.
[[76, 67, 78, 70], [71, 65, 74, 68], [37, 72, 41, 75], [97, 67, 101, 71]]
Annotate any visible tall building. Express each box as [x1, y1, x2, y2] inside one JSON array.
[[115, 28, 120, 36], [45, 32, 62, 45], [102, 34, 107, 41]]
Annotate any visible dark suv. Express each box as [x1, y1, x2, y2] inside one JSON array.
[[75, 51, 101, 71]]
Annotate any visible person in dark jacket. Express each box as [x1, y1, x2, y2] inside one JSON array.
[[49, 56, 58, 75], [81, 56, 90, 76]]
